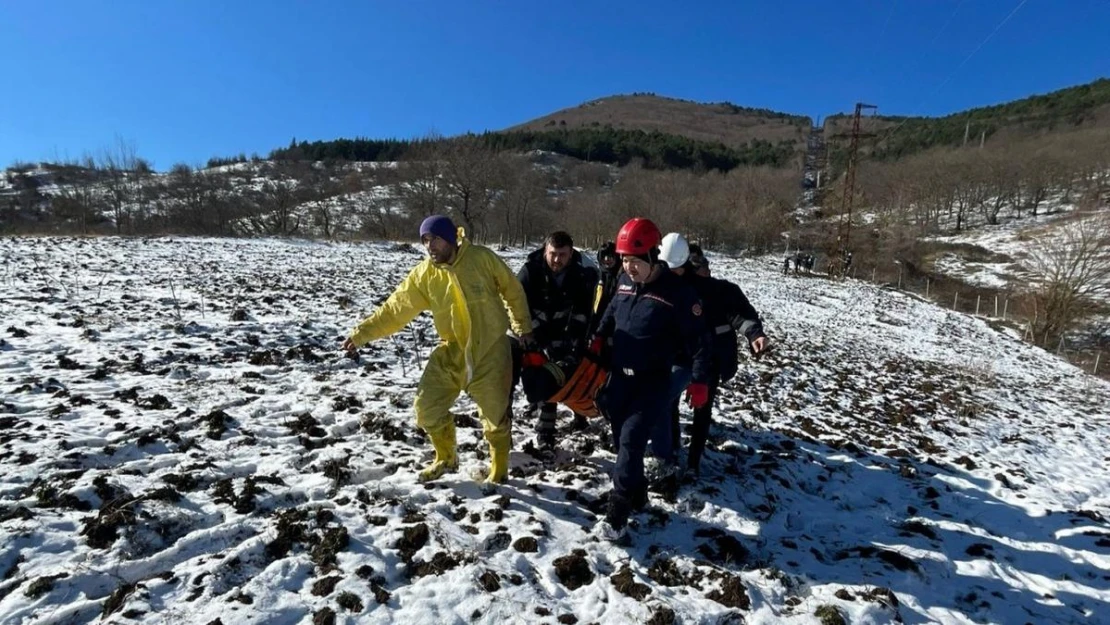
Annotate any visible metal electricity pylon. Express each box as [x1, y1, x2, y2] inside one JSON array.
[[829, 102, 877, 273]]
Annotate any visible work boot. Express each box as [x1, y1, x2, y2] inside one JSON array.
[[536, 430, 556, 450], [592, 519, 628, 542], [418, 421, 458, 482], [605, 492, 632, 531], [536, 404, 557, 451], [481, 427, 511, 484], [571, 413, 589, 431]]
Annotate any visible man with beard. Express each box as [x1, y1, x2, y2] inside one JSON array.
[[342, 215, 533, 485], [516, 231, 598, 452]]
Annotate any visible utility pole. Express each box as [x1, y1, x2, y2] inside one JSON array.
[[835, 102, 877, 262]]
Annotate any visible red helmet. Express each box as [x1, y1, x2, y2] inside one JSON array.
[[615, 218, 661, 256]]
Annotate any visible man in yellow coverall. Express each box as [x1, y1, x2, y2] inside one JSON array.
[[342, 215, 533, 484]]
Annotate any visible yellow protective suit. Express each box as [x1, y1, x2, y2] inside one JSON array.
[[349, 231, 532, 483]]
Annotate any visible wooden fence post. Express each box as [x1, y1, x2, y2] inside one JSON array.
[[976, 295, 981, 316], [953, 292, 959, 310]]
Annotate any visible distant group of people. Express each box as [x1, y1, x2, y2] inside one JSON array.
[[780, 250, 858, 279], [783, 252, 816, 275], [343, 215, 769, 541]]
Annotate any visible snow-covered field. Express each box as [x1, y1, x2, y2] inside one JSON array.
[[2, 237, 1108, 625]]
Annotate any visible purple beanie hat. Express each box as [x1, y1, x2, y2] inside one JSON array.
[[419, 215, 457, 246]]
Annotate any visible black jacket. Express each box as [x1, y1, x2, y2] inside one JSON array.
[[592, 264, 622, 332], [595, 268, 711, 384], [517, 248, 599, 364], [684, 272, 765, 382]]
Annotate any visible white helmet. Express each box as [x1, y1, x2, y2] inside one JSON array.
[[659, 232, 690, 269]]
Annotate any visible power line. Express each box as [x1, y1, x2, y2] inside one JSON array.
[[925, 0, 968, 49], [922, 0, 1031, 108], [844, 0, 1032, 160]]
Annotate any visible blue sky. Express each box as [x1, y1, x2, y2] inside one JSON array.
[[2, 0, 1107, 170]]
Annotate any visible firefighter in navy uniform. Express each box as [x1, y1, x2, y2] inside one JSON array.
[[660, 234, 769, 477], [516, 231, 599, 451], [591, 218, 711, 541]]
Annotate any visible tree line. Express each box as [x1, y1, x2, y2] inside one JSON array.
[[268, 127, 798, 172], [827, 78, 1110, 164], [1, 136, 798, 254]]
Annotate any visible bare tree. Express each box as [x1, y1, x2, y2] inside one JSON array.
[[978, 151, 1019, 226], [51, 156, 102, 234], [905, 155, 955, 234], [254, 180, 300, 235], [951, 153, 988, 232], [130, 158, 154, 232], [315, 169, 364, 240], [392, 135, 448, 220], [562, 186, 621, 248], [717, 166, 796, 251], [165, 164, 232, 234], [1015, 148, 1057, 218], [442, 135, 498, 240], [98, 137, 142, 234], [492, 154, 547, 246], [1024, 210, 1110, 345]]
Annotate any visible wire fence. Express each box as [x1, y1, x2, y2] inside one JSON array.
[[788, 259, 1107, 379]]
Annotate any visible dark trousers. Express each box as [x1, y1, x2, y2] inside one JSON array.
[[649, 366, 691, 462], [537, 402, 557, 435], [685, 375, 720, 473], [597, 369, 670, 526]]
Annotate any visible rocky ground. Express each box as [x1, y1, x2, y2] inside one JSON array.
[[1, 236, 1108, 625]]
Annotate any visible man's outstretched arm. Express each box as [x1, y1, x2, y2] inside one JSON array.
[[345, 266, 430, 349]]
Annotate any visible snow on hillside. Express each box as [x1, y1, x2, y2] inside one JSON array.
[[922, 195, 1103, 290], [1, 237, 1109, 625], [1, 161, 404, 239]]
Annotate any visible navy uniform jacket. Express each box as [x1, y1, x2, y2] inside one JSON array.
[[684, 272, 765, 383], [595, 267, 711, 384]]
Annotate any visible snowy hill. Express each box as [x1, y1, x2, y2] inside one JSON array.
[[926, 198, 1108, 291], [0, 160, 406, 240], [1, 153, 621, 244], [1, 237, 1109, 624]]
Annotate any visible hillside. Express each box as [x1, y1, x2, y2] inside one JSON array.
[[261, 79, 1110, 177], [1, 237, 1108, 624], [507, 93, 811, 153], [0, 154, 605, 242], [266, 95, 815, 173], [825, 77, 1110, 162]]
